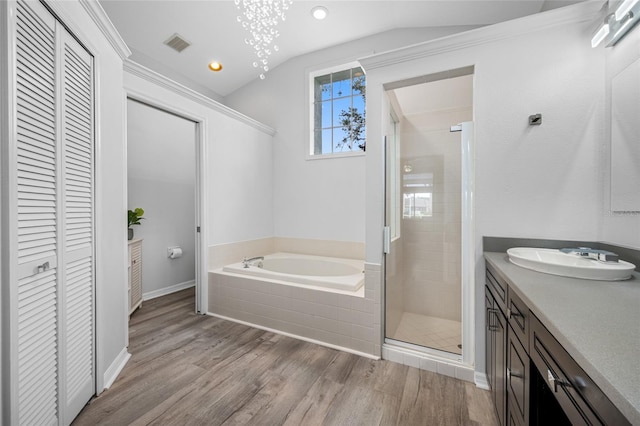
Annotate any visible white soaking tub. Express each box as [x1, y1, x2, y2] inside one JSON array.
[[222, 252, 364, 291]]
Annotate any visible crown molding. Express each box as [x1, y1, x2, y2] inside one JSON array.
[[78, 0, 131, 60], [360, 1, 604, 71], [124, 60, 277, 136]]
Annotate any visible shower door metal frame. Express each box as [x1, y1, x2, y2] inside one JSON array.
[[382, 97, 475, 369]]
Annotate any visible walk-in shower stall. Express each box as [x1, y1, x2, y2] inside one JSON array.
[[384, 71, 474, 361]]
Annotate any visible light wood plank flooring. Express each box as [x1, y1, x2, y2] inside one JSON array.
[[73, 288, 498, 425]]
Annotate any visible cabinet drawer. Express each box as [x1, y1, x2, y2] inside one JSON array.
[[507, 289, 529, 351], [486, 263, 507, 313], [529, 314, 629, 425]]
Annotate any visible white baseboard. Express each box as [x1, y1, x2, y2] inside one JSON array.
[[102, 347, 131, 391], [143, 280, 195, 301], [208, 312, 380, 361], [474, 372, 490, 389]]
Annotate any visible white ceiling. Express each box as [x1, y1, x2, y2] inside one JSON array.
[[100, 0, 587, 98]]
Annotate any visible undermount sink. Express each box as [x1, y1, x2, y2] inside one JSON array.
[[506, 247, 636, 281]]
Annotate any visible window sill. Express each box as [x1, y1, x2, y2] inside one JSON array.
[[306, 151, 366, 161]]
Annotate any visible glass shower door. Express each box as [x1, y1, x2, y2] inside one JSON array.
[[384, 75, 473, 356]]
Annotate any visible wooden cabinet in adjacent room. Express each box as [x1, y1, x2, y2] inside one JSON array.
[[128, 238, 143, 315]]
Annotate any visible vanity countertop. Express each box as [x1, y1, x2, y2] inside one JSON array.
[[485, 252, 640, 425]]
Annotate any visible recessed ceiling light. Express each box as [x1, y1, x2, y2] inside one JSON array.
[[311, 6, 328, 20], [208, 61, 223, 72]]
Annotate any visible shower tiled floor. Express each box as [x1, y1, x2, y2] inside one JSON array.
[[391, 312, 462, 355]]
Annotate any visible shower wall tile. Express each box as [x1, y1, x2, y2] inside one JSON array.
[[436, 362, 456, 378], [455, 365, 475, 382], [419, 357, 438, 373], [403, 352, 421, 368]]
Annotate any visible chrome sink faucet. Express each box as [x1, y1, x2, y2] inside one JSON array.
[[243, 256, 264, 268], [559, 247, 619, 263]]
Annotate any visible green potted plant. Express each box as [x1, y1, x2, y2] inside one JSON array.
[[127, 207, 145, 240]]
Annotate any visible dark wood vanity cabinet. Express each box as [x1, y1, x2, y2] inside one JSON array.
[[486, 286, 506, 425], [485, 264, 631, 426], [507, 328, 529, 426], [529, 315, 630, 425]]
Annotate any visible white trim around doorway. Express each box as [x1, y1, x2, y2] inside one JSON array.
[[122, 88, 209, 318]]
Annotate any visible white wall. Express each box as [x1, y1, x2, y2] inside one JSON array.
[[601, 22, 640, 249], [362, 4, 605, 369], [226, 27, 479, 243], [127, 99, 196, 295], [124, 66, 275, 247]]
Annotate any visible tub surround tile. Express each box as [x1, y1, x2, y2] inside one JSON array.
[[209, 265, 380, 356], [209, 237, 365, 271], [350, 338, 374, 355], [274, 237, 365, 260], [209, 244, 378, 357], [351, 324, 375, 342], [209, 237, 275, 269]]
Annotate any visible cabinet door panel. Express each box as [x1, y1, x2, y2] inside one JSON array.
[[495, 309, 507, 425], [508, 327, 529, 425], [487, 286, 506, 426]]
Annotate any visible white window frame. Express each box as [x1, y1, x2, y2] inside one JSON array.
[[307, 61, 366, 160]]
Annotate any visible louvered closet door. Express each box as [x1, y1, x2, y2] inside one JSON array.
[[12, 1, 95, 424], [15, 1, 59, 424], [60, 28, 94, 424]]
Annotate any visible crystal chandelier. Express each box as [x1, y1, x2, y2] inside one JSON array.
[[234, 0, 292, 80]]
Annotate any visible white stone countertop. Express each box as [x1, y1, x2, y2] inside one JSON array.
[[484, 252, 640, 425]]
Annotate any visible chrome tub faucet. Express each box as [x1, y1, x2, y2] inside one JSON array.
[[243, 256, 264, 268]]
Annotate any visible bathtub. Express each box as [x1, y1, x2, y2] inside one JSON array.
[[222, 252, 364, 292]]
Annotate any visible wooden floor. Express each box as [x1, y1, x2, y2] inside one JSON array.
[[73, 288, 498, 426]]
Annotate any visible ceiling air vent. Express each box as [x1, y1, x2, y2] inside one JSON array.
[[164, 33, 191, 53]]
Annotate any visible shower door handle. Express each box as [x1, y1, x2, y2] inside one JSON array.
[[383, 226, 391, 254]]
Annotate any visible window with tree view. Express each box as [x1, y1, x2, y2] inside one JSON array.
[[312, 65, 366, 155]]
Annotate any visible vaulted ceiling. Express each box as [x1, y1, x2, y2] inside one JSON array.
[[100, 0, 587, 99]]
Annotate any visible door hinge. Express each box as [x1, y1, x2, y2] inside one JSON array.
[[196, 226, 201, 233]]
